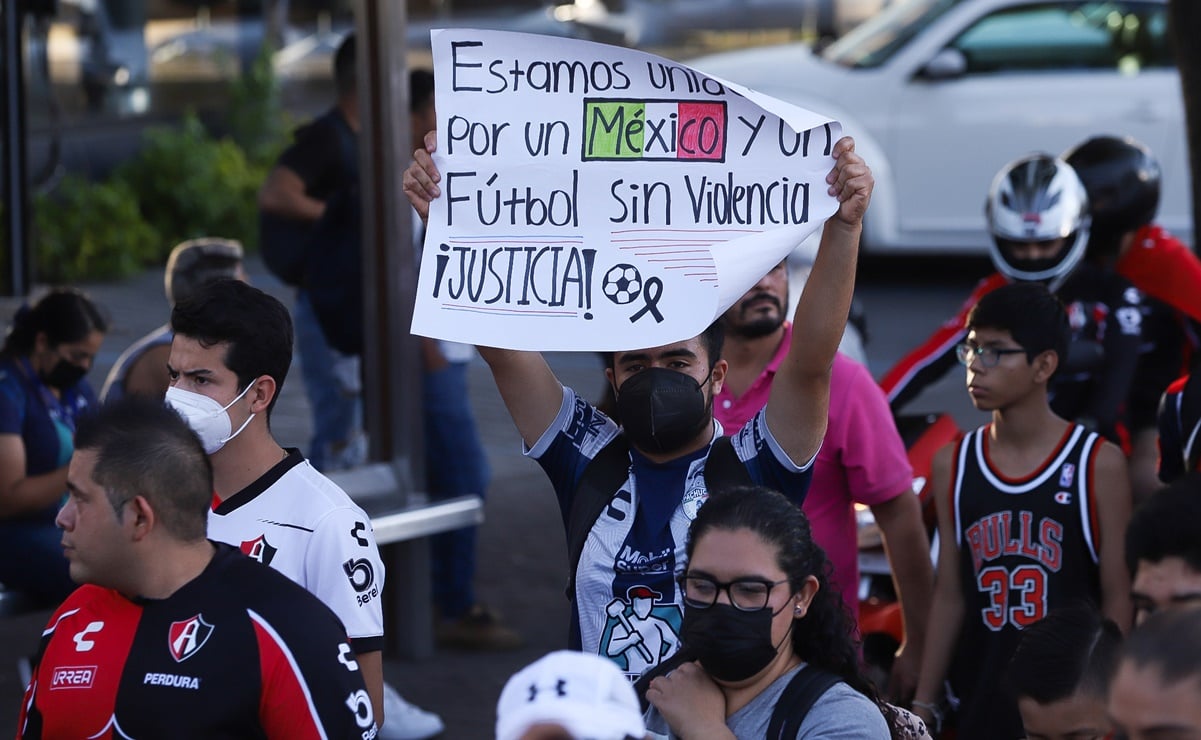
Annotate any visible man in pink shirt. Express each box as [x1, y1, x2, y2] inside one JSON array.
[[714, 259, 933, 702]]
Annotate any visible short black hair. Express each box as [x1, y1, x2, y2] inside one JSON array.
[[1120, 607, 1201, 688], [411, 69, 434, 114], [967, 282, 1069, 371], [170, 280, 293, 416], [1125, 471, 1201, 576], [604, 322, 725, 372], [1006, 604, 1123, 704], [74, 396, 212, 542], [2, 288, 108, 358], [334, 32, 356, 96]]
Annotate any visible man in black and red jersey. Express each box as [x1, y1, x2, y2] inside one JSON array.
[[1063, 136, 1201, 500], [17, 397, 374, 739]]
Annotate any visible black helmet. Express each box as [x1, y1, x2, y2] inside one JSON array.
[[1062, 135, 1160, 237], [986, 154, 1091, 291]]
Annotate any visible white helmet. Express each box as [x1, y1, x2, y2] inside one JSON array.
[[985, 154, 1091, 291]]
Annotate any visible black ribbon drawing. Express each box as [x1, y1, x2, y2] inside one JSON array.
[[629, 277, 665, 324]]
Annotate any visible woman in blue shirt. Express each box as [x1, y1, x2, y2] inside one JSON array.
[[0, 289, 107, 603]]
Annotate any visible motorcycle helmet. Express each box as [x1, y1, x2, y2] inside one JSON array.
[[985, 154, 1091, 291], [1063, 135, 1161, 258]]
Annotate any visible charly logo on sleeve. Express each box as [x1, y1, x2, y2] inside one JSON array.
[[168, 614, 214, 663], [239, 535, 278, 566], [72, 621, 105, 652]]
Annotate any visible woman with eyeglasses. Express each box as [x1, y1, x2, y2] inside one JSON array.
[[642, 483, 918, 739], [0, 289, 107, 604]]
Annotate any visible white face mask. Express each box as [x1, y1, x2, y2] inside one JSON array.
[[165, 384, 256, 455]]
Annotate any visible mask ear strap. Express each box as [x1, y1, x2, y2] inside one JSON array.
[[220, 378, 259, 412], [220, 412, 256, 445]]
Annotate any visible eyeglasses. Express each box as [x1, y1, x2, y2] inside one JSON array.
[[677, 573, 789, 612], [955, 342, 1027, 368]]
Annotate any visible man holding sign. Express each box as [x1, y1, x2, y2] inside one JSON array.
[[405, 127, 870, 675]]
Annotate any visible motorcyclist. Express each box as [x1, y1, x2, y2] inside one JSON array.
[[881, 154, 1143, 446], [1064, 135, 1201, 499]]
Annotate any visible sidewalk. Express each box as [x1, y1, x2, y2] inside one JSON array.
[[0, 257, 596, 738]]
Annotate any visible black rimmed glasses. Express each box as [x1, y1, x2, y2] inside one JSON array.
[[677, 573, 790, 612], [955, 342, 1027, 368]]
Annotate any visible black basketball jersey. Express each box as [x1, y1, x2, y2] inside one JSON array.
[[948, 423, 1103, 740]]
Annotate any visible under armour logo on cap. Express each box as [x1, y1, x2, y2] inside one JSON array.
[[496, 651, 646, 740], [527, 678, 568, 702]]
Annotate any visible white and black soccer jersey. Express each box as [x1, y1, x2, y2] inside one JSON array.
[[948, 423, 1104, 740], [529, 387, 814, 679], [208, 449, 385, 653], [18, 544, 375, 739]]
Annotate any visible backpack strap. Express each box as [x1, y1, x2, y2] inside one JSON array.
[[704, 435, 753, 491], [767, 666, 843, 739], [565, 435, 631, 605]]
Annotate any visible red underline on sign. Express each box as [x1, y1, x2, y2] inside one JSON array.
[[610, 228, 762, 235], [612, 238, 724, 243], [441, 304, 577, 317], [653, 259, 715, 264], [446, 239, 584, 245]]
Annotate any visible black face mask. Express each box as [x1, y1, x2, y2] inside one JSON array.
[[681, 602, 792, 683], [40, 359, 88, 391], [615, 367, 711, 455]]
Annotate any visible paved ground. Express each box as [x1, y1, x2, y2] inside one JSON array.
[[0, 257, 599, 738]]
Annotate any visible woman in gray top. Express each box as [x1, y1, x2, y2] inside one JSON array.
[[643, 484, 904, 739]]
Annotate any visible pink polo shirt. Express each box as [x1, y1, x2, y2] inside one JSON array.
[[714, 324, 914, 616]]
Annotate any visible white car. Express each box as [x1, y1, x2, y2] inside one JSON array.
[[688, 0, 1188, 255]]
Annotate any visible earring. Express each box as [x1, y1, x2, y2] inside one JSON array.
[[794, 605, 804, 616]]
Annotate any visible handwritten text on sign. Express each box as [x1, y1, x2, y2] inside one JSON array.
[[412, 30, 842, 351]]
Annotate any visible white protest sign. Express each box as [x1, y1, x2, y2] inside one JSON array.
[[412, 29, 842, 351]]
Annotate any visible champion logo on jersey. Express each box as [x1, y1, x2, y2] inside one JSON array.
[[239, 534, 278, 565], [1054, 491, 1073, 505], [1058, 463, 1076, 488], [168, 615, 214, 663]]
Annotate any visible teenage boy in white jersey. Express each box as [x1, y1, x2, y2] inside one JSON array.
[[166, 279, 441, 739]]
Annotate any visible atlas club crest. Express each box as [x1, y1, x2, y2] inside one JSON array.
[[168, 614, 214, 663], [239, 534, 278, 566]]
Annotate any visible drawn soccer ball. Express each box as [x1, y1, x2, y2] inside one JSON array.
[[602, 264, 642, 305]]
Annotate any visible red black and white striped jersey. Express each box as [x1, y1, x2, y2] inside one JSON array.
[[17, 544, 376, 739]]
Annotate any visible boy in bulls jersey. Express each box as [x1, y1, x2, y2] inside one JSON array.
[[912, 283, 1131, 739]]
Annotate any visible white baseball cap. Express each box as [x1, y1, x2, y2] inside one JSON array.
[[495, 651, 646, 740]]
